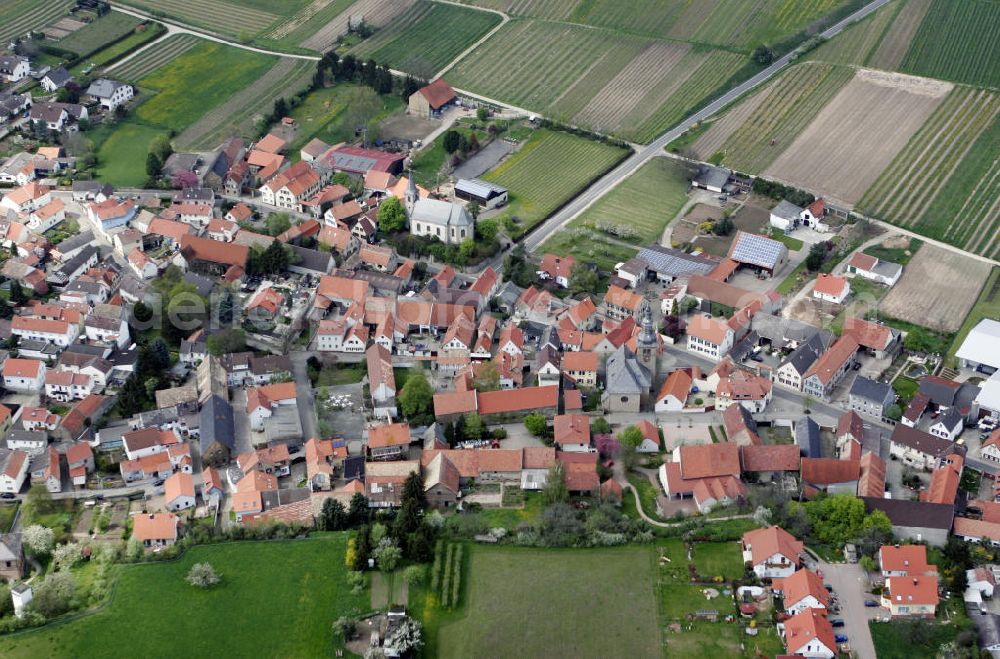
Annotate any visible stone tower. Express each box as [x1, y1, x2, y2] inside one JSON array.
[[404, 169, 418, 212], [636, 304, 657, 392]]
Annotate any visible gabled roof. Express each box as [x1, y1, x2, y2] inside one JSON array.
[[728, 231, 786, 269], [368, 422, 410, 449], [180, 235, 249, 267], [477, 385, 558, 415], [886, 574, 939, 607], [416, 78, 456, 109], [132, 513, 178, 542], [678, 443, 740, 479], [803, 336, 858, 384], [858, 452, 886, 498], [740, 444, 800, 472], [781, 568, 829, 608], [921, 455, 962, 505], [553, 414, 590, 447], [784, 608, 836, 655], [879, 544, 934, 574], [801, 458, 860, 486], [741, 526, 803, 565]]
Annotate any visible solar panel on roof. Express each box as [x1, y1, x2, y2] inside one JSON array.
[[636, 246, 716, 278], [730, 233, 785, 269]]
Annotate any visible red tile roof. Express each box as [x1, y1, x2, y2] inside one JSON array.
[[433, 389, 478, 417], [804, 335, 858, 384], [181, 234, 249, 267], [740, 444, 800, 472], [781, 568, 829, 608], [368, 422, 411, 449], [801, 457, 860, 485], [858, 452, 886, 498], [132, 513, 178, 542], [886, 574, 939, 607], [477, 385, 558, 416], [879, 544, 934, 574], [813, 273, 849, 298], [557, 452, 599, 492], [920, 455, 962, 505], [784, 608, 836, 656], [677, 443, 740, 480], [417, 78, 457, 109], [553, 413, 590, 447], [742, 526, 803, 566]]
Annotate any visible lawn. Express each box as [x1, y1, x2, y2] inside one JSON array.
[[863, 238, 923, 266], [0, 504, 17, 533], [892, 376, 919, 406], [409, 123, 490, 188], [435, 545, 660, 659], [538, 228, 637, 276], [287, 84, 403, 155], [691, 541, 745, 581], [351, 2, 502, 76], [0, 534, 367, 658], [56, 12, 143, 56], [870, 619, 960, 659], [313, 362, 365, 387], [768, 229, 805, 251], [661, 583, 719, 619], [135, 41, 276, 131], [948, 267, 1000, 367], [469, 491, 544, 529], [483, 129, 629, 238], [627, 473, 665, 522], [569, 156, 692, 245], [92, 122, 165, 187]]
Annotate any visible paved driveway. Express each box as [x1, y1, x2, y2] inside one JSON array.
[[815, 561, 878, 659]]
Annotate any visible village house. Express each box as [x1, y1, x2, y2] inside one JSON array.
[[775, 568, 829, 615], [366, 460, 419, 508], [86, 78, 134, 111], [553, 414, 591, 452], [2, 358, 46, 393], [849, 376, 895, 419], [781, 608, 836, 659], [802, 336, 858, 400], [846, 251, 902, 287], [604, 285, 648, 322], [741, 526, 804, 579], [685, 314, 734, 361], [538, 253, 575, 288], [367, 423, 411, 461], [660, 443, 745, 513], [812, 273, 850, 304], [407, 78, 456, 118], [0, 449, 29, 494], [66, 442, 94, 487], [132, 513, 179, 549], [889, 425, 964, 470], [164, 472, 196, 511], [0, 533, 25, 582]]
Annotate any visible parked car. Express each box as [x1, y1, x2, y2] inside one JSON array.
[[0, 492, 15, 499], [825, 584, 834, 592], [835, 634, 849, 643], [864, 600, 879, 607], [153, 479, 165, 487], [830, 619, 845, 628]]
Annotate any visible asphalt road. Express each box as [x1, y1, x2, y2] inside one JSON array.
[[815, 561, 878, 659], [522, 0, 895, 253]]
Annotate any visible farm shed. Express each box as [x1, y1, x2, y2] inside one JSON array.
[[769, 200, 802, 234], [727, 231, 788, 275], [408, 78, 457, 118], [629, 244, 718, 283], [956, 319, 1000, 374], [692, 165, 731, 193], [455, 178, 508, 209]]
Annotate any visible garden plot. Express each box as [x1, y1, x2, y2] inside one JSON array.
[[878, 245, 991, 333], [764, 69, 950, 205], [299, 0, 416, 52], [56, 12, 143, 56]]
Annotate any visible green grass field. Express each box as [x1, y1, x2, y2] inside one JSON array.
[[483, 129, 628, 238], [436, 546, 660, 659], [92, 122, 164, 187], [0, 0, 74, 45], [286, 84, 404, 155], [870, 619, 959, 659], [571, 157, 691, 245], [135, 41, 275, 131], [692, 541, 745, 581], [863, 238, 923, 266], [56, 12, 143, 56], [900, 0, 1000, 89], [702, 62, 853, 172], [409, 123, 489, 187], [947, 267, 1000, 368], [351, 2, 501, 77], [859, 88, 1000, 257], [91, 41, 274, 185], [0, 535, 366, 658]]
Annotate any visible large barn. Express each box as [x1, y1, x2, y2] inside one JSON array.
[[727, 231, 789, 276]]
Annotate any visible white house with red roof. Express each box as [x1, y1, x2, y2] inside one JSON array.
[[741, 526, 804, 579], [812, 273, 850, 304], [132, 513, 179, 549], [11, 315, 79, 347], [799, 198, 829, 231], [2, 358, 46, 393], [538, 253, 575, 288], [775, 568, 829, 615], [781, 608, 836, 658], [553, 414, 591, 452], [0, 448, 29, 493]]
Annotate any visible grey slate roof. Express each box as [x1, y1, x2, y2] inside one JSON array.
[[53, 230, 95, 257], [410, 198, 473, 230], [849, 376, 894, 404], [43, 66, 71, 88], [861, 497, 955, 530], [635, 244, 717, 279], [694, 165, 731, 190], [752, 313, 832, 347], [934, 407, 963, 431], [86, 78, 128, 99], [0, 533, 22, 562], [604, 345, 650, 394], [288, 244, 334, 275], [455, 178, 507, 199], [919, 378, 960, 406], [200, 394, 235, 453], [771, 200, 803, 221], [729, 232, 787, 270], [779, 333, 826, 376], [795, 416, 822, 458]]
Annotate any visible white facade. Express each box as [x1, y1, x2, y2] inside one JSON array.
[[687, 332, 733, 361], [0, 451, 29, 493], [745, 549, 797, 579], [813, 280, 850, 304], [3, 364, 46, 393], [167, 493, 196, 511], [12, 320, 78, 347]]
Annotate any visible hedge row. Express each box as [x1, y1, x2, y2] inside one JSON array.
[[430, 539, 445, 592]]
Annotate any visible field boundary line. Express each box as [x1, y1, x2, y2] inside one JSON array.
[[110, 4, 319, 61], [429, 0, 509, 81]]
